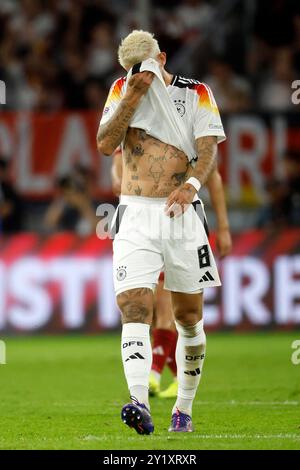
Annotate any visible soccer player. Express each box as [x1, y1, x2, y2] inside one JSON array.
[[111, 149, 232, 398], [97, 30, 226, 434]]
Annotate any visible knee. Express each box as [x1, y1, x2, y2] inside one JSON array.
[[117, 290, 153, 325], [173, 307, 202, 327], [172, 292, 203, 327]]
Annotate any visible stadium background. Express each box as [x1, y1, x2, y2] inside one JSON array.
[[0, 0, 299, 333], [0, 0, 300, 451]]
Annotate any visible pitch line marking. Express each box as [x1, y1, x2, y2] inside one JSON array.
[[81, 433, 300, 442], [52, 400, 300, 408], [194, 400, 299, 406]]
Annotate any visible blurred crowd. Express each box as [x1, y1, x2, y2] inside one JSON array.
[[256, 150, 300, 229], [43, 163, 98, 236], [0, 155, 98, 235], [0, 157, 23, 233], [1, 0, 300, 113]]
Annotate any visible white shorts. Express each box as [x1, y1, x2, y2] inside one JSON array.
[[112, 195, 221, 296]]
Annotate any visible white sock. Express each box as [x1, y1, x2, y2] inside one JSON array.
[[173, 319, 206, 416], [121, 323, 152, 408], [130, 385, 149, 407]]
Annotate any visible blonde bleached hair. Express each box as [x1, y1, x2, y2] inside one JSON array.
[[118, 30, 161, 70]]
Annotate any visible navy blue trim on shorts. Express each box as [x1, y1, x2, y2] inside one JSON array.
[[192, 200, 209, 237]]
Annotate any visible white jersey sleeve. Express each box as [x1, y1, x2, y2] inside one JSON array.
[[192, 83, 226, 144], [99, 77, 126, 126]]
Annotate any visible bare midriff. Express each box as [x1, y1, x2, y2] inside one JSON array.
[[121, 128, 191, 198]]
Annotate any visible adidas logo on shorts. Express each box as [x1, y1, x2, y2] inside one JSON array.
[[199, 271, 215, 283]]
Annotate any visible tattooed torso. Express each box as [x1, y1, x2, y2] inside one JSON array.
[[121, 128, 190, 197]]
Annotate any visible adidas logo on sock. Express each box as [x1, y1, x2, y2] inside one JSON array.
[[199, 271, 214, 283], [184, 368, 201, 376], [153, 346, 164, 356], [125, 352, 145, 362]]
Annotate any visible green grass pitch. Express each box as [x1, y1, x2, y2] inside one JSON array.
[[0, 332, 299, 450]]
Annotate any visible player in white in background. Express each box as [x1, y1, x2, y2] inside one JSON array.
[[111, 148, 232, 398], [97, 30, 226, 434]]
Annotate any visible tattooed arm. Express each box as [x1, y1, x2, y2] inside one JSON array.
[[165, 136, 217, 216], [97, 97, 138, 156], [189, 136, 218, 186], [97, 72, 154, 156]]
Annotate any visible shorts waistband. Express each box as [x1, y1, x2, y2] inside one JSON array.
[[120, 195, 167, 205], [120, 194, 201, 205]]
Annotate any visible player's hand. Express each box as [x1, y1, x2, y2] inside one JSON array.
[[125, 71, 154, 99], [165, 183, 197, 218], [216, 227, 232, 258]]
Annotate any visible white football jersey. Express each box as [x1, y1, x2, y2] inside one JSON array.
[[100, 74, 226, 154]]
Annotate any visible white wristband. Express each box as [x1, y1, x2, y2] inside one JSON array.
[[186, 177, 201, 192]]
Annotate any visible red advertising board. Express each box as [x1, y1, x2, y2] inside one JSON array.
[[0, 230, 299, 334]]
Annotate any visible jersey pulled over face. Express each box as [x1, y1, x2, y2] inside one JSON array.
[[100, 75, 226, 198]]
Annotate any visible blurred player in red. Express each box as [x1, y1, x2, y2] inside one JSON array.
[[111, 147, 232, 398]]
